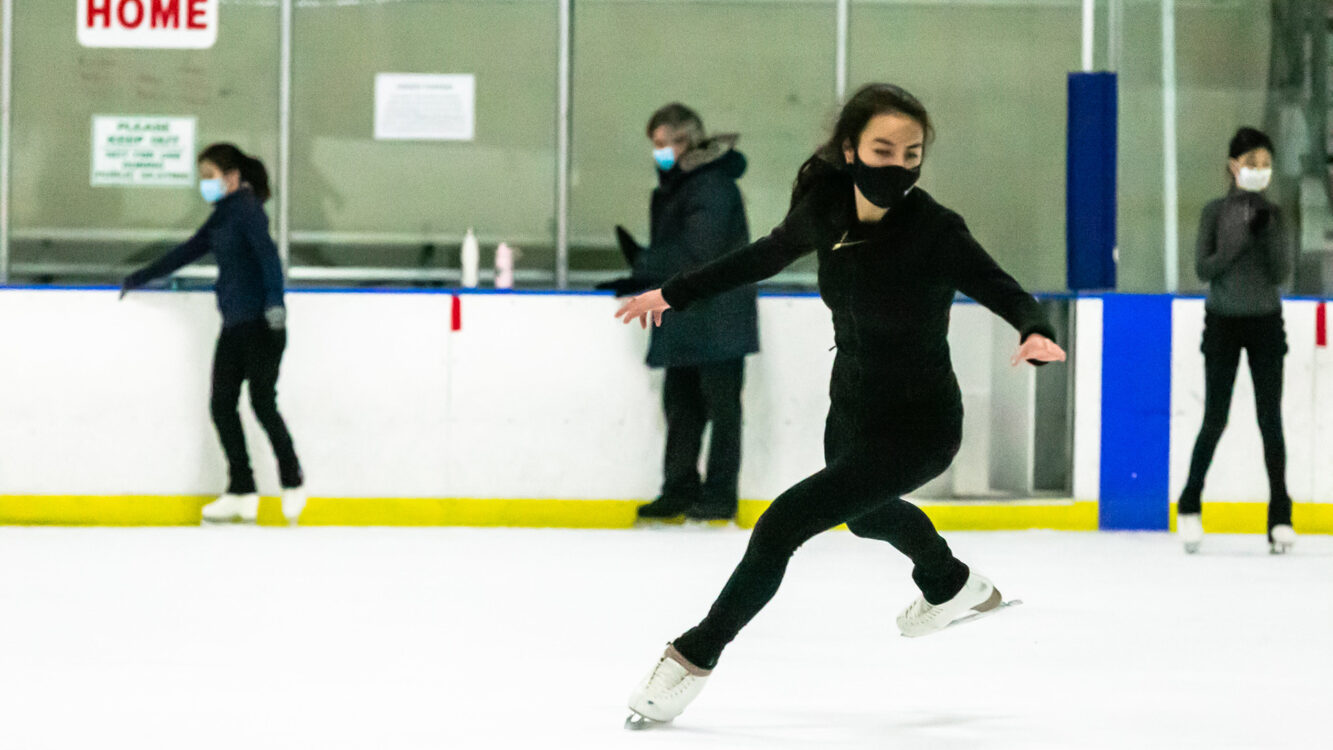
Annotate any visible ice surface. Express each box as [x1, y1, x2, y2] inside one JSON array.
[[1, 526, 1328, 749]]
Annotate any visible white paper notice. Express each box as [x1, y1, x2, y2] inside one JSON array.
[[374, 74, 476, 142], [91, 115, 197, 187]]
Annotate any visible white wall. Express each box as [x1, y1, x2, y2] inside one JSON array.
[[12, 289, 1330, 507], [1170, 299, 1330, 504], [0, 289, 1040, 501], [1072, 296, 1103, 502]]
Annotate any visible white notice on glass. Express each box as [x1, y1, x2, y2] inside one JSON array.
[[91, 115, 197, 187], [375, 74, 476, 141]]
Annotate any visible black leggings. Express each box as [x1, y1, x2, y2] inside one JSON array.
[[211, 320, 303, 495], [1178, 312, 1289, 528], [662, 359, 745, 512], [673, 396, 970, 669]]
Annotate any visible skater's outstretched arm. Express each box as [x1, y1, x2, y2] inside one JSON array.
[[615, 191, 831, 327], [662, 188, 835, 309], [937, 211, 1065, 366], [120, 222, 214, 297]]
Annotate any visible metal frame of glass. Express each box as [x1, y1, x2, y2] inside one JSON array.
[[0, 1, 1307, 292]]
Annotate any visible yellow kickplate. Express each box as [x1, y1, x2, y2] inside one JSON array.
[[1169, 502, 1333, 535], [4, 496, 1325, 534]]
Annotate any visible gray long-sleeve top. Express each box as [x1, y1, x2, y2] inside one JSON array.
[[1196, 189, 1290, 316]]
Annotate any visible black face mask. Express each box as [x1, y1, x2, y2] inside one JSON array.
[[851, 154, 920, 210]]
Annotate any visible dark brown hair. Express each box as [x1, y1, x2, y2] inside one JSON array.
[[794, 83, 934, 201], [198, 143, 271, 202]]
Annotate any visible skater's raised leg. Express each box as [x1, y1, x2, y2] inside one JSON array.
[[672, 433, 961, 669]]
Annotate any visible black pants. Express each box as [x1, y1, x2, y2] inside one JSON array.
[[1178, 311, 1289, 529], [673, 389, 969, 669], [661, 359, 745, 514], [211, 320, 303, 495]]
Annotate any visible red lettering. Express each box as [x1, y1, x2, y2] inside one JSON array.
[[151, 0, 180, 28], [117, 0, 145, 29], [186, 0, 207, 30], [87, 0, 112, 28]]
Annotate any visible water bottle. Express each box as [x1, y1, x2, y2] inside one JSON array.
[[460, 227, 480, 288], [494, 242, 515, 290]]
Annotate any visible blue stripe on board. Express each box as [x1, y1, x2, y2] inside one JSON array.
[[1099, 294, 1172, 530], [1, 284, 1093, 302]]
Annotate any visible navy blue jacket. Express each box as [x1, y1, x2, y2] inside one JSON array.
[[636, 146, 758, 368], [124, 188, 285, 328]]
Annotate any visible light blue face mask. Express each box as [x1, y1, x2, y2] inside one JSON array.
[[652, 146, 677, 172], [199, 178, 226, 204]]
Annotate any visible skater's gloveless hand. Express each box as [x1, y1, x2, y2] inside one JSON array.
[[615, 289, 671, 329], [1011, 334, 1066, 367]]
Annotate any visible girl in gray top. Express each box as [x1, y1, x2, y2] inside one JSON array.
[[1177, 127, 1295, 554]]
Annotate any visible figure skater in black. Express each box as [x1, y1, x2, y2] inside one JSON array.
[[614, 84, 1066, 727]]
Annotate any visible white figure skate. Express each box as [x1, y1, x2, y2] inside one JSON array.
[[625, 644, 711, 730], [1178, 513, 1204, 554], [201, 493, 259, 524], [1269, 524, 1296, 555], [281, 487, 307, 525], [897, 572, 1018, 637]]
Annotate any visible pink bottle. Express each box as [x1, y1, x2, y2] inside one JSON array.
[[494, 242, 516, 289]]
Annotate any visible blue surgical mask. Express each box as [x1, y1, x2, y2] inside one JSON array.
[[199, 178, 226, 204], [653, 146, 677, 172]]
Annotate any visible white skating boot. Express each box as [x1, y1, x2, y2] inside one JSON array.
[[1178, 513, 1204, 554], [1269, 525, 1296, 555], [281, 487, 307, 525], [897, 572, 1010, 638], [201, 493, 259, 524], [625, 644, 711, 729]]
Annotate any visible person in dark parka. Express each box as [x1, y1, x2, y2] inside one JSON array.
[[602, 104, 758, 522]]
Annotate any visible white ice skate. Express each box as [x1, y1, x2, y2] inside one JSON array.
[[625, 644, 711, 730], [281, 487, 307, 525], [1178, 513, 1204, 554], [897, 572, 1014, 638], [1269, 525, 1296, 555], [201, 493, 259, 524]]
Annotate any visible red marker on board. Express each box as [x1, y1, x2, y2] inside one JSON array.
[[451, 295, 463, 332], [1316, 302, 1327, 348]]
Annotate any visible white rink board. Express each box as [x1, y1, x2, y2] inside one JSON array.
[[1169, 299, 1328, 504], [0, 289, 1014, 500]]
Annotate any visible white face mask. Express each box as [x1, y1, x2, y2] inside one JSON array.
[[1236, 166, 1272, 193]]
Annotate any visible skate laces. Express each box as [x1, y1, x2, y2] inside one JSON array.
[[902, 597, 940, 625], [644, 655, 693, 698]]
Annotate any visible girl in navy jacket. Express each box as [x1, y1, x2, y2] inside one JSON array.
[[122, 144, 305, 525]]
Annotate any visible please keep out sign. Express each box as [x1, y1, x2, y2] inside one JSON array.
[[78, 1, 219, 49]]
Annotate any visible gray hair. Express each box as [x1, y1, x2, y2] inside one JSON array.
[[646, 103, 705, 149]]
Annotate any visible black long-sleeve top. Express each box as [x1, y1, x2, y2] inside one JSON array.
[[662, 161, 1053, 408], [124, 188, 285, 328]]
